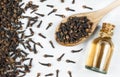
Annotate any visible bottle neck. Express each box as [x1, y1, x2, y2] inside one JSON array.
[[99, 32, 113, 38]]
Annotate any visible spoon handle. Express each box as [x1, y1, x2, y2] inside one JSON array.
[[96, 0, 120, 19]]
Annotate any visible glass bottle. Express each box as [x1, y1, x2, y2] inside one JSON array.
[[85, 23, 115, 74]]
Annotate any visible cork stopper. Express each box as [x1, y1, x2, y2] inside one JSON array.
[[100, 23, 115, 37]]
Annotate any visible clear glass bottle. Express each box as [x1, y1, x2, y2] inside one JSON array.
[[85, 23, 115, 74]]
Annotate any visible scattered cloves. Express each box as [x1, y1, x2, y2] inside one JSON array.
[[46, 4, 54, 8], [46, 22, 53, 30], [36, 42, 44, 48], [24, 34, 33, 38], [21, 33, 25, 39], [26, 46, 33, 52], [61, 0, 64, 3], [40, 0, 46, 2], [82, 5, 93, 10], [25, 1, 39, 11], [39, 62, 52, 67], [26, 40, 31, 47], [37, 20, 43, 28], [20, 3, 25, 7], [44, 54, 54, 58], [30, 9, 37, 14], [37, 73, 41, 77], [55, 14, 66, 18], [20, 41, 27, 49], [26, 19, 31, 29], [28, 38, 36, 44], [33, 44, 38, 54], [21, 50, 29, 56], [45, 73, 54, 77], [38, 33, 46, 39], [68, 71, 72, 77], [65, 7, 75, 12], [48, 9, 57, 16], [49, 40, 55, 48], [30, 20, 38, 27], [29, 58, 33, 67], [72, 0, 75, 4], [66, 59, 76, 64], [57, 53, 65, 61], [29, 28, 34, 35], [71, 48, 83, 53], [24, 64, 30, 72], [21, 58, 30, 62], [35, 13, 45, 17], [56, 69, 59, 77]]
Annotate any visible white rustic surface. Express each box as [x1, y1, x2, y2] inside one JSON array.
[[20, 0, 120, 77]]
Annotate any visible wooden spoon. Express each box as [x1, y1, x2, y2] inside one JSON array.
[[55, 0, 120, 46]]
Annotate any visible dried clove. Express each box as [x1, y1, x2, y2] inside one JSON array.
[[20, 2, 25, 7], [38, 33, 46, 39], [61, 0, 64, 3], [68, 71, 72, 77], [19, 70, 26, 77], [49, 40, 55, 48], [20, 41, 27, 49], [18, 30, 26, 34], [37, 73, 41, 77], [46, 22, 53, 30], [26, 40, 31, 47], [56, 69, 59, 77], [57, 53, 65, 61], [29, 16, 38, 21], [55, 14, 66, 18], [36, 42, 44, 48], [40, 0, 46, 2], [28, 38, 36, 44], [21, 33, 25, 39], [71, 48, 83, 53], [82, 5, 93, 10], [48, 9, 57, 16], [29, 28, 34, 35], [24, 34, 33, 38], [72, 0, 75, 4], [25, 1, 39, 10], [19, 70, 26, 74], [31, 9, 37, 14], [24, 64, 30, 72], [26, 46, 33, 52], [21, 58, 30, 62], [39, 62, 52, 67], [65, 7, 75, 12], [44, 54, 54, 58], [37, 20, 43, 28], [66, 59, 76, 64], [29, 58, 33, 67], [30, 20, 38, 27], [45, 73, 54, 77], [35, 13, 45, 17], [46, 4, 54, 8], [21, 50, 29, 56], [26, 19, 31, 29], [33, 44, 38, 54]]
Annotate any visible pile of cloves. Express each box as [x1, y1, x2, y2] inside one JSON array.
[[56, 16, 93, 45], [0, 0, 32, 76], [25, 1, 39, 11]]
